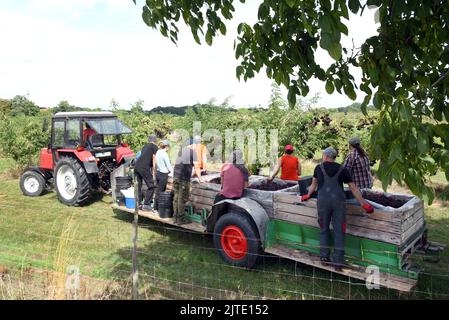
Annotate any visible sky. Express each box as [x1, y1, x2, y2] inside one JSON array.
[[0, 0, 379, 110]]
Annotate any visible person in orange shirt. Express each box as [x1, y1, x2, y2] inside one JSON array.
[[268, 145, 301, 181], [193, 135, 208, 174]]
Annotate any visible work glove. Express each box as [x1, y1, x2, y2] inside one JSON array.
[[300, 194, 311, 202], [362, 203, 374, 213]]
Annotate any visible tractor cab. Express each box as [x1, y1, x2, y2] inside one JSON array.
[[51, 112, 132, 149], [20, 112, 135, 206]]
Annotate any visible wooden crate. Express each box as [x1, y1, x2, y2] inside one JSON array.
[[273, 192, 424, 246]]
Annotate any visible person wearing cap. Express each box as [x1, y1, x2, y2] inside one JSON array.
[[344, 137, 373, 190], [172, 138, 203, 224], [154, 140, 173, 211], [134, 135, 158, 211], [268, 145, 301, 181], [214, 150, 250, 204], [301, 147, 374, 271], [193, 135, 208, 173]]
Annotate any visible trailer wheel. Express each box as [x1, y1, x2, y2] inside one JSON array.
[[54, 157, 91, 206], [20, 170, 46, 197], [213, 212, 261, 268]]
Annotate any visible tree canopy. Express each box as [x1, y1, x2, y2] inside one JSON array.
[[134, 0, 449, 203], [10, 95, 40, 117]]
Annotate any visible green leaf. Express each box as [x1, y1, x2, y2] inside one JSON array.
[[327, 42, 342, 61], [285, 0, 297, 8], [417, 135, 429, 154], [325, 81, 334, 94], [361, 94, 371, 115], [373, 93, 383, 109], [348, 0, 360, 13], [205, 30, 213, 45], [287, 86, 297, 107], [344, 85, 357, 100], [219, 22, 227, 35]]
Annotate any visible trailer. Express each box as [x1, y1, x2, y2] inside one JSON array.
[[111, 168, 444, 293]]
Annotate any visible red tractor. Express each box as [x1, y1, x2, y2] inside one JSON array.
[[19, 112, 135, 206]]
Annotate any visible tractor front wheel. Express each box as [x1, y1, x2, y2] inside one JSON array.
[[54, 157, 91, 206], [213, 212, 261, 269], [20, 170, 46, 197]]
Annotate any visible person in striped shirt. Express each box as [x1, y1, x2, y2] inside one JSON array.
[[343, 137, 373, 190]]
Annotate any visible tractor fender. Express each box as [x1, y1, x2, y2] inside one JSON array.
[[57, 149, 99, 174], [23, 166, 52, 180], [207, 197, 270, 248]]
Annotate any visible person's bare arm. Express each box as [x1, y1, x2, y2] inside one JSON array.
[[202, 149, 207, 171], [307, 177, 318, 197], [269, 159, 281, 181], [193, 162, 203, 183], [152, 155, 156, 176], [297, 160, 302, 178], [348, 182, 367, 206]]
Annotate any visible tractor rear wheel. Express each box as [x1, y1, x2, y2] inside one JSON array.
[[213, 212, 261, 268], [54, 157, 91, 206], [20, 170, 46, 197]]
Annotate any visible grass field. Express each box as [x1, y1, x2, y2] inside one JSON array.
[[0, 157, 448, 300]]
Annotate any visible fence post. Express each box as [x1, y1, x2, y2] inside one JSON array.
[[132, 171, 139, 300]]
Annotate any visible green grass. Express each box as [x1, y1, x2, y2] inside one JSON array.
[[0, 157, 14, 174], [0, 158, 449, 299]]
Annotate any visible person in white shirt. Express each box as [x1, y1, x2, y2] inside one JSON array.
[[154, 140, 173, 211]]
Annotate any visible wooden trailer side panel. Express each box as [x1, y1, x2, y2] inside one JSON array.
[[273, 193, 424, 246]]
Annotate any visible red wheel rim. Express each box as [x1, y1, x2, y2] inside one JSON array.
[[220, 225, 248, 260]]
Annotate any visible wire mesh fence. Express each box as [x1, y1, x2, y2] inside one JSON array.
[[1, 196, 449, 301]]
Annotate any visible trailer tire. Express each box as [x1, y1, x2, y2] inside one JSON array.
[[20, 170, 46, 197], [213, 212, 261, 268]]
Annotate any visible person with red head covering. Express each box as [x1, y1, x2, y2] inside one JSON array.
[[268, 144, 301, 181]]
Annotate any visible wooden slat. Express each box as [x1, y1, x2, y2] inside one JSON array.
[[192, 202, 212, 213], [189, 195, 215, 206], [265, 245, 417, 292], [401, 217, 424, 243], [275, 202, 401, 234], [112, 204, 206, 233], [346, 204, 401, 223], [274, 192, 402, 223], [400, 201, 423, 220], [274, 212, 401, 245], [191, 188, 218, 199], [401, 206, 424, 232]]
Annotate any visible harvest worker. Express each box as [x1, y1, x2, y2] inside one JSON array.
[[268, 144, 301, 181], [193, 135, 208, 174], [214, 150, 250, 204], [154, 140, 173, 211], [83, 123, 97, 148], [301, 147, 374, 271], [134, 135, 158, 211], [343, 137, 373, 190], [172, 139, 203, 225]]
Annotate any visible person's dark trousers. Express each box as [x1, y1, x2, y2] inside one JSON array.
[[317, 200, 346, 264], [135, 168, 155, 206], [214, 194, 240, 204], [154, 171, 169, 210]]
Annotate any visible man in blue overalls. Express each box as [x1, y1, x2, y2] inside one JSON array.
[[301, 147, 374, 271]]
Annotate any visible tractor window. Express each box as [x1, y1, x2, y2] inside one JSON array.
[[53, 121, 65, 147], [86, 119, 132, 135], [66, 120, 81, 147]]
